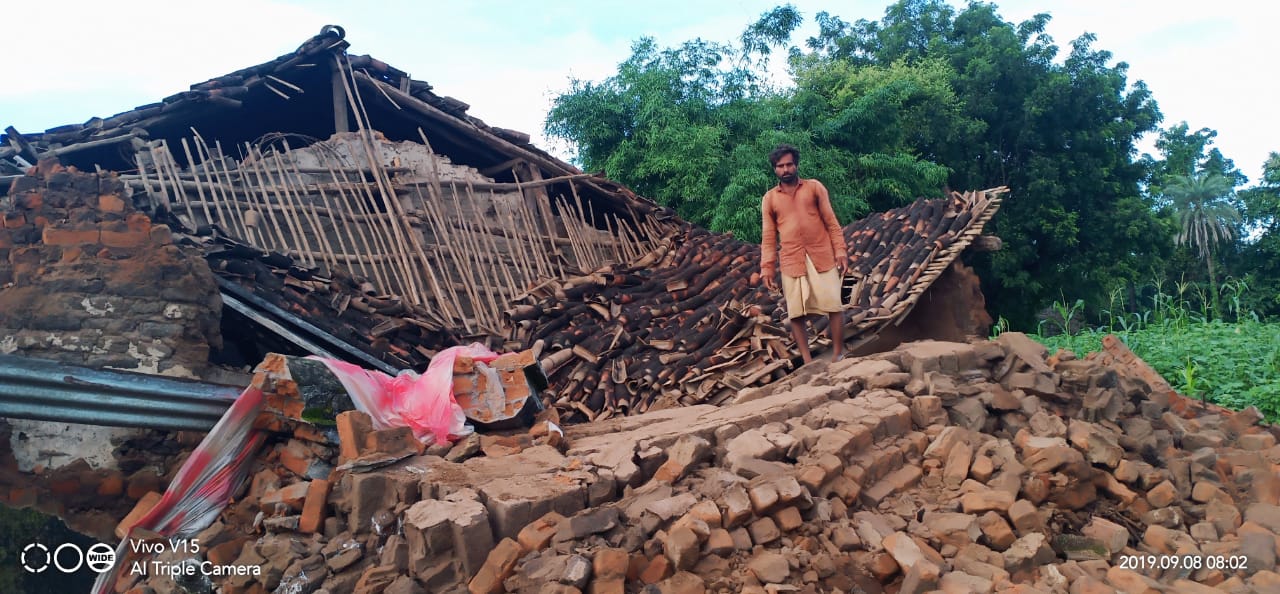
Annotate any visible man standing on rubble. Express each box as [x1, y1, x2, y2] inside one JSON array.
[[760, 144, 848, 364]]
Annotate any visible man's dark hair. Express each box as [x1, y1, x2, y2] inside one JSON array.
[[768, 144, 800, 166]]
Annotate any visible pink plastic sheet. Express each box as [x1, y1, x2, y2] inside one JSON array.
[[318, 342, 498, 445], [91, 346, 496, 592]]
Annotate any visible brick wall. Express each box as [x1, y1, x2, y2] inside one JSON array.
[[0, 161, 227, 541], [0, 161, 221, 375]]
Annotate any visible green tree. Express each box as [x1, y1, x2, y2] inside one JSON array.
[[1164, 173, 1241, 318], [1232, 153, 1280, 318], [800, 0, 1166, 327], [546, 5, 970, 242], [548, 1, 1170, 329], [1145, 122, 1247, 194]]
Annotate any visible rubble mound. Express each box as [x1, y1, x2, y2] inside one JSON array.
[[110, 333, 1280, 594]]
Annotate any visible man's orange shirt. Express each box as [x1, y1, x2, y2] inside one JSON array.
[[761, 178, 847, 278]]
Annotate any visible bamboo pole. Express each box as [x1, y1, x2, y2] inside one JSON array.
[[189, 131, 250, 242], [211, 140, 272, 249], [345, 60, 435, 305], [336, 52, 423, 303], [319, 153, 395, 294], [246, 144, 315, 266], [274, 145, 340, 272], [237, 145, 295, 255], [309, 176, 368, 280], [423, 196, 481, 333], [501, 209, 536, 290], [567, 183, 593, 269], [412, 128, 480, 323], [408, 185, 466, 324], [515, 195, 552, 279], [449, 181, 502, 327], [579, 183, 607, 266], [557, 195, 591, 272], [132, 152, 158, 211], [388, 182, 458, 323], [151, 142, 198, 227], [618, 216, 644, 262], [468, 186, 518, 302], [178, 138, 215, 228]]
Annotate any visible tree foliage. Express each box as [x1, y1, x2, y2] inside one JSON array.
[[1231, 153, 1280, 318], [547, 1, 1175, 328]]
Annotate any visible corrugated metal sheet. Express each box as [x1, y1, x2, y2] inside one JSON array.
[[0, 354, 238, 431]]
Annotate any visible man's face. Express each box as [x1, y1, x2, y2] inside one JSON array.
[[773, 153, 798, 184]]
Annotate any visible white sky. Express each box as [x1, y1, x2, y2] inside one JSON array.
[[3, 0, 1276, 182]]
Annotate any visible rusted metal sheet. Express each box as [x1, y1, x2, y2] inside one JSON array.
[[0, 353, 238, 431]]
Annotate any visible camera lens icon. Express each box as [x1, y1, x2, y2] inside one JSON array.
[[21, 543, 50, 573], [21, 542, 116, 574]]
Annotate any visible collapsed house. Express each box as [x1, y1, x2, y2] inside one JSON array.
[[0, 25, 1036, 593]]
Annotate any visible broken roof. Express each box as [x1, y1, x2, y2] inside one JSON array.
[[0, 25, 668, 224], [1, 26, 1006, 420]]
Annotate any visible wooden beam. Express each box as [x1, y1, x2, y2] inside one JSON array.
[[479, 156, 526, 178], [350, 70, 641, 213], [3, 127, 40, 164], [332, 57, 350, 134]]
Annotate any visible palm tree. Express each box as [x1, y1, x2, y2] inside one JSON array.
[[1163, 173, 1241, 319]]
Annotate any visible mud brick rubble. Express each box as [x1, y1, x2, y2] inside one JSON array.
[[112, 333, 1280, 594]]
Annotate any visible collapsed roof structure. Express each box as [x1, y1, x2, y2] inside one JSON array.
[[0, 23, 1020, 593], [1, 26, 1005, 426]]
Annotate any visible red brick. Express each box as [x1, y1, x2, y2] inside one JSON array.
[[299, 479, 331, 534], [639, 555, 673, 584], [60, 245, 84, 262], [124, 471, 163, 499], [9, 487, 37, 507], [206, 537, 249, 566], [517, 511, 564, 552], [774, 506, 803, 532], [260, 481, 311, 512], [149, 224, 172, 245], [594, 547, 629, 581], [125, 212, 151, 231], [42, 227, 99, 245], [98, 194, 126, 212], [628, 554, 646, 581], [116, 491, 163, 539], [468, 538, 522, 594], [336, 410, 373, 461], [18, 191, 42, 210], [292, 423, 329, 444], [97, 473, 125, 497], [100, 230, 148, 248], [49, 478, 80, 496], [366, 426, 421, 455], [278, 440, 313, 478]]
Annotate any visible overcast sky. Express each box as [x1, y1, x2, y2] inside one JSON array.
[[3, 1, 1276, 182]]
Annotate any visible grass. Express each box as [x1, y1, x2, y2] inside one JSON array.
[[1010, 282, 1280, 422]]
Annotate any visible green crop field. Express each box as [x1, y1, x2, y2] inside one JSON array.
[[1020, 292, 1280, 421]]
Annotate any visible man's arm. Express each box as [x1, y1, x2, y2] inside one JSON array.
[[814, 181, 847, 274], [760, 192, 778, 291]]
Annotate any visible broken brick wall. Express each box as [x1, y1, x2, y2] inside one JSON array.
[[0, 162, 224, 541], [852, 260, 994, 358], [0, 162, 222, 374]]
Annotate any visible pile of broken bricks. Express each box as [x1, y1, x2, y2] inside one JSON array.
[[109, 333, 1280, 594]]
